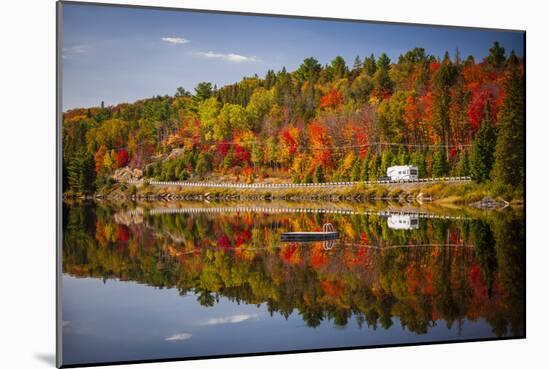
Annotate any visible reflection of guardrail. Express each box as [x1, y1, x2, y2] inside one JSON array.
[[142, 206, 469, 220], [124, 176, 471, 190], [342, 242, 474, 250]]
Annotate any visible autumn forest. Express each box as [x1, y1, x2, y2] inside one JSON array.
[[62, 42, 525, 198]]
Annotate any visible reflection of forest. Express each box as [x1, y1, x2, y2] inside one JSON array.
[[62, 203, 524, 337]]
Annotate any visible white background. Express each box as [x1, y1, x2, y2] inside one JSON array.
[[0, 0, 547, 368]]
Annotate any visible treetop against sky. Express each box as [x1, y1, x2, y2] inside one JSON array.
[[62, 2, 523, 110]]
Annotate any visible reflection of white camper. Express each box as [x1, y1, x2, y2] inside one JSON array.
[[387, 165, 419, 181], [387, 214, 420, 230]]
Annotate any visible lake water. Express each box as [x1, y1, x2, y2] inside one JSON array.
[[61, 202, 525, 366]]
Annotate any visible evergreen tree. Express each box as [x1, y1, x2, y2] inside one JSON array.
[[381, 149, 394, 173], [456, 150, 470, 177], [410, 151, 426, 178], [223, 147, 234, 171], [251, 142, 263, 169], [329, 56, 348, 80], [432, 52, 457, 156], [374, 53, 393, 94], [193, 82, 213, 102], [359, 155, 369, 181], [432, 147, 449, 177], [303, 171, 313, 184], [352, 55, 363, 71], [491, 52, 525, 188], [196, 153, 210, 178], [313, 165, 325, 183], [264, 69, 276, 89], [350, 160, 361, 181], [486, 41, 506, 69], [470, 101, 497, 182], [66, 150, 94, 194], [295, 57, 321, 84], [369, 154, 381, 179], [175, 86, 191, 98], [363, 54, 377, 76], [472, 220, 497, 297], [400, 149, 410, 165], [153, 161, 162, 178], [395, 147, 409, 165]]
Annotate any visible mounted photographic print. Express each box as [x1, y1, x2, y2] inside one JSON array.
[[57, 1, 526, 367]]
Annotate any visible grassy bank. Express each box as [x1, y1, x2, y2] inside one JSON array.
[[88, 180, 523, 207]]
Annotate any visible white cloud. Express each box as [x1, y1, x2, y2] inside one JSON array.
[[195, 51, 258, 63], [62, 45, 88, 59], [161, 37, 190, 44], [199, 314, 257, 326], [165, 332, 192, 341]]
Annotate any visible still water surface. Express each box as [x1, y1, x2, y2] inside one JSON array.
[[61, 203, 525, 365]]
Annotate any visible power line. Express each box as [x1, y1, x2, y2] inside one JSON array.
[[155, 137, 472, 150], [101, 136, 472, 153]]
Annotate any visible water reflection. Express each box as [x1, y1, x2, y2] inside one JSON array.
[[62, 202, 525, 364], [387, 214, 419, 230]]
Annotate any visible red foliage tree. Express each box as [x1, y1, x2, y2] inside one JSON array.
[[308, 122, 332, 167], [217, 235, 231, 250], [467, 90, 496, 130], [320, 280, 344, 298], [116, 225, 129, 243], [282, 128, 298, 155], [216, 141, 230, 156], [115, 149, 129, 168], [234, 229, 251, 246], [320, 89, 344, 109], [233, 144, 250, 165]]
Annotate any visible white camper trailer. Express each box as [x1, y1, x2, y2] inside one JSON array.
[[387, 214, 420, 230], [386, 165, 419, 181]]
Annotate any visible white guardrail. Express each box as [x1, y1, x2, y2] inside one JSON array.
[[124, 176, 471, 189]]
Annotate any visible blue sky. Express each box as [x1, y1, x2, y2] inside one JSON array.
[[61, 3, 524, 111]]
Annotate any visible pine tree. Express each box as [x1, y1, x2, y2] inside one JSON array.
[[303, 171, 313, 184], [432, 147, 448, 177], [313, 165, 325, 183], [359, 155, 369, 181], [486, 42, 506, 69], [66, 150, 94, 194], [251, 142, 263, 170], [196, 153, 210, 178], [353, 55, 363, 71], [396, 147, 410, 165], [411, 151, 426, 177], [350, 160, 361, 181], [491, 52, 525, 188], [470, 101, 497, 182], [432, 52, 457, 157], [223, 147, 234, 171], [456, 150, 470, 177], [381, 149, 394, 174], [374, 53, 393, 94], [363, 54, 377, 76], [369, 154, 381, 179]]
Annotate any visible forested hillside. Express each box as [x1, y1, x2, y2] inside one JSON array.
[[62, 42, 524, 195]]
